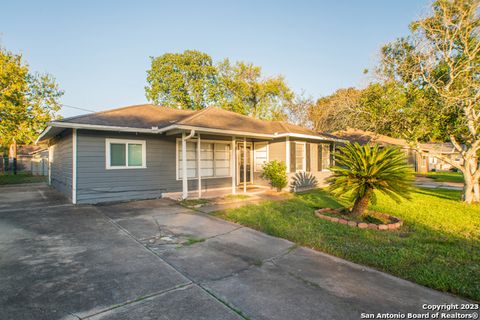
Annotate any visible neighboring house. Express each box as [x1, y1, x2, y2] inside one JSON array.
[[13, 145, 49, 176], [37, 104, 343, 204], [333, 128, 462, 173]]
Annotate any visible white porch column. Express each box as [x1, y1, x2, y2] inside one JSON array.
[[231, 137, 236, 194], [72, 129, 77, 204], [181, 130, 195, 199], [285, 136, 290, 173], [182, 132, 188, 199], [197, 133, 201, 198], [243, 137, 247, 193]]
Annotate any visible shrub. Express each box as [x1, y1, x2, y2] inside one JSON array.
[[261, 160, 288, 191], [328, 143, 414, 217], [290, 172, 318, 192]]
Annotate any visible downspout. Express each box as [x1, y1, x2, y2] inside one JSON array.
[[182, 129, 195, 199]]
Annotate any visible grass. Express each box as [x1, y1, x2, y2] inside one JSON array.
[[222, 194, 251, 201], [179, 198, 210, 207], [0, 173, 47, 185], [422, 171, 464, 183], [183, 237, 206, 246], [212, 188, 480, 301]]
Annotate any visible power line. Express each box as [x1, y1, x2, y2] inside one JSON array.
[[60, 104, 97, 113]]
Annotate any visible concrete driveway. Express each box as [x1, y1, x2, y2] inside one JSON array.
[[0, 183, 470, 320]]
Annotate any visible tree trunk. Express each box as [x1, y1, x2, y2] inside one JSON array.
[[351, 188, 373, 217], [9, 140, 17, 175], [463, 172, 480, 203]]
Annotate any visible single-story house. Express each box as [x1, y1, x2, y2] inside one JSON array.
[[333, 128, 462, 173], [37, 104, 343, 204], [15, 146, 49, 176], [1, 145, 48, 175]]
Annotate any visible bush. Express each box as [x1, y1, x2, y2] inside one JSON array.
[[261, 160, 288, 191]]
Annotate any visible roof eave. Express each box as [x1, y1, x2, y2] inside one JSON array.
[[39, 122, 345, 142]]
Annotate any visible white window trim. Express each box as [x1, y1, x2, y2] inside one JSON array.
[[320, 143, 331, 172], [105, 138, 146, 170], [175, 138, 232, 180], [253, 142, 269, 172], [295, 141, 306, 172]]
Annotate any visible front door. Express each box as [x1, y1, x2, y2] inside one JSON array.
[[238, 145, 251, 184]]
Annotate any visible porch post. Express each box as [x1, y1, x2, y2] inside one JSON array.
[[197, 133, 201, 198], [243, 137, 247, 193], [231, 137, 236, 194], [182, 132, 188, 199]]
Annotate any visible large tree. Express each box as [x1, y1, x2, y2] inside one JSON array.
[[376, 0, 480, 203], [145, 50, 219, 110], [0, 46, 63, 154], [308, 88, 361, 132], [217, 59, 293, 120]]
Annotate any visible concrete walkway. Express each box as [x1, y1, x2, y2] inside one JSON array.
[[415, 175, 464, 190], [0, 184, 471, 320]]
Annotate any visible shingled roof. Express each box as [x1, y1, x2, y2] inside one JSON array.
[[333, 128, 458, 154], [39, 104, 341, 142]]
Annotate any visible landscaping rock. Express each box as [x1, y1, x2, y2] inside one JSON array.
[[313, 208, 403, 231]]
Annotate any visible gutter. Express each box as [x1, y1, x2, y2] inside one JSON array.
[[36, 121, 347, 143]]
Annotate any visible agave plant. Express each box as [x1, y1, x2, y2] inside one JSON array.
[[328, 143, 414, 217], [290, 172, 318, 192]]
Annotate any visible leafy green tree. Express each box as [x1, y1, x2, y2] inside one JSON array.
[[145, 50, 219, 110], [328, 143, 414, 217], [374, 0, 480, 203], [0, 46, 63, 153], [217, 59, 293, 120]]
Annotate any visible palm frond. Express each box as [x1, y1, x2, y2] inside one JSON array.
[[328, 142, 414, 205]]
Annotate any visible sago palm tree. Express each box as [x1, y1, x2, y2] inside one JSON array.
[[328, 143, 414, 217]]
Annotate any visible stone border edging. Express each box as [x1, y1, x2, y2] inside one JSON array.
[[315, 208, 403, 230]]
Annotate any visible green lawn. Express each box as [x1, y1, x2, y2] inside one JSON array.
[[0, 173, 47, 185], [422, 171, 464, 183], [213, 188, 480, 301]]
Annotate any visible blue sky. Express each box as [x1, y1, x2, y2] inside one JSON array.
[[1, 0, 428, 118]]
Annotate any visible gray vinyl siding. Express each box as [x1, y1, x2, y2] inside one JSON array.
[[75, 130, 231, 204], [253, 138, 287, 186], [50, 130, 73, 199], [287, 138, 333, 187]]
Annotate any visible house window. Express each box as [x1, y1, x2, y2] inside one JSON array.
[[295, 142, 306, 172], [214, 143, 231, 176], [177, 139, 231, 179], [321, 144, 331, 170], [178, 141, 198, 178], [254, 142, 268, 172], [106, 139, 146, 169]]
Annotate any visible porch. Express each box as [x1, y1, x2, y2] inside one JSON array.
[[175, 130, 271, 200], [163, 185, 269, 200]]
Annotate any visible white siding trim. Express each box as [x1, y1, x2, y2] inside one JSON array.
[[286, 137, 290, 173], [72, 129, 77, 204]]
